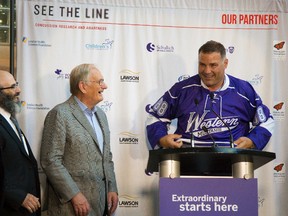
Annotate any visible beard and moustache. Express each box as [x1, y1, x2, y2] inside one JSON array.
[[0, 90, 22, 117]]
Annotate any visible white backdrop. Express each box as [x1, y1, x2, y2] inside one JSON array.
[[16, 0, 287, 215]]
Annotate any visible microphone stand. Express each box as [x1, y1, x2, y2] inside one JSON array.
[[209, 92, 234, 148], [202, 126, 217, 147], [190, 99, 200, 148]]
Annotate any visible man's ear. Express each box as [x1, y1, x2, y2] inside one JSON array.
[[78, 81, 87, 93], [224, 58, 228, 69]]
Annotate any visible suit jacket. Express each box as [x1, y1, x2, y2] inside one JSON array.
[[0, 135, 4, 210], [40, 96, 118, 216], [0, 114, 41, 216]]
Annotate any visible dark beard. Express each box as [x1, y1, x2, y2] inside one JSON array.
[[0, 91, 21, 116]]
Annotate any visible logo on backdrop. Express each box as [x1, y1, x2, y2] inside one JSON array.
[[85, 38, 114, 50], [273, 40, 286, 59], [274, 41, 285, 50], [118, 195, 139, 208], [258, 196, 265, 208], [247, 74, 263, 86], [21, 100, 50, 111], [119, 69, 140, 83], [21, 101, 26, 107], [22, 36, 51, 47], [272, 101, 285, 120], [274, 163, 284, 172], [226, 46, 235, 54], [119, 132, 139, 145], [178, 75, 191, 82], [273, 102, 284, 111], [146, 42, 174, 53], [274, 162, 286, 183], [99, 101, 113, 113], [54, 69, 70, 80]]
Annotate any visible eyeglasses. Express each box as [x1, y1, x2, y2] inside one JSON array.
[[0, 82, 19, 91], [84, 79, 105, 86]]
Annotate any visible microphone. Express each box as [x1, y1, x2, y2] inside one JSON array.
[[209, 92, 234, 148], [202, 126, 217, 147], [190, 99, 199, 147]]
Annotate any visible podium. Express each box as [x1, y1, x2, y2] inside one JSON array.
[[146, 147, 276, 178], [146, 148, 276, 215]]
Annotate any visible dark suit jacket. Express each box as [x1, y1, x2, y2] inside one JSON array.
[[0, 114, 41, 216], [0, 135, 4, 210]]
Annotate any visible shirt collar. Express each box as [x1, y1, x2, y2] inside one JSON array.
[[0, 106, 11, 120], [74, 96, 97, 114], [201, 74, 230, 92]]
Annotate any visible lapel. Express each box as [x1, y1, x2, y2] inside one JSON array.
[[0, 114, 31, 158], [68, 97, 101, 150]]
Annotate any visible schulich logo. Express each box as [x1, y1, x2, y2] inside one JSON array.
[[118, 195, 139, 208], [119, 69, 140, 83], [119, 132, 139, 145], [146, 42, 174, 53]]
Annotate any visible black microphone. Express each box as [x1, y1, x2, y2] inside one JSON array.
[[190, 99, 199, 147], [209, 92, 234, 148], [202, 126, 217, 147]]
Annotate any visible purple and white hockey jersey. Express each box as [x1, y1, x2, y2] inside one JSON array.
[[146, 74, 274, 150]]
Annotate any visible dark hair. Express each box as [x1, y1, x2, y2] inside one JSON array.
[[198, 40, 226, 59]]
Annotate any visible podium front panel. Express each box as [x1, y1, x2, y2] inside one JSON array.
[[159, 178, 258, 216]]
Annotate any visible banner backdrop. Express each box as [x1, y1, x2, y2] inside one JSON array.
[[16, 0, 287, 215]]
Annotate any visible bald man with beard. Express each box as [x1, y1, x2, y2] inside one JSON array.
[[0, 70, 41, 216]]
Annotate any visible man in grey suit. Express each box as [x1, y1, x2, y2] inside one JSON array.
[[40, 64, 118, 216]]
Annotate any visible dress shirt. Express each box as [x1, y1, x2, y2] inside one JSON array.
[[74, 96, 104, 153], [0, 107, 29, 155]]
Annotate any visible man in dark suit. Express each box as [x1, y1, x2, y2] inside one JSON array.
[[0, 69, 41, 215], [0, 135, 4, 209]]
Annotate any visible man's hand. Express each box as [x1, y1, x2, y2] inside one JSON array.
[[71, 192, 91, 216], [107, 192, 118, 215], [21, 193, 41, 213], [159, 134, 183, 148], [234, 137, 255, 149]]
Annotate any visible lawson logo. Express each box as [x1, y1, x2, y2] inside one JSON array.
[[119, 132, 139, 145], [119, 69, 140, 83], [118, 195, 139, 208]]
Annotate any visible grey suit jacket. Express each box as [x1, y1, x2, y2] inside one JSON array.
[[40, 96, 117, 216]]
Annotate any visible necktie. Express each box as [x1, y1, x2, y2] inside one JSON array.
[[10, 116, 29, 155], [10, 116, 22, 139]]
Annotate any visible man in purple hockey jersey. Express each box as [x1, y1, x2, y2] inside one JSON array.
[[146, 40, 274, 150]]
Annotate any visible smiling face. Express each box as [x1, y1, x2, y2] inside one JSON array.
[[78, 66, 108, 109], [198, 51, 228, 91]]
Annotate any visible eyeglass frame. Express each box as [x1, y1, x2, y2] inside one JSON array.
[[0, 82, 19, 91], [83, 79, 105, 86]]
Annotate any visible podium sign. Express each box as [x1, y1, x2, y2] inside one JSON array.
[[160, 178, 258, 216]]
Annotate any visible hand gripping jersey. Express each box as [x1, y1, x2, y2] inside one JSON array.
[[146, 74, 274, 150]]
